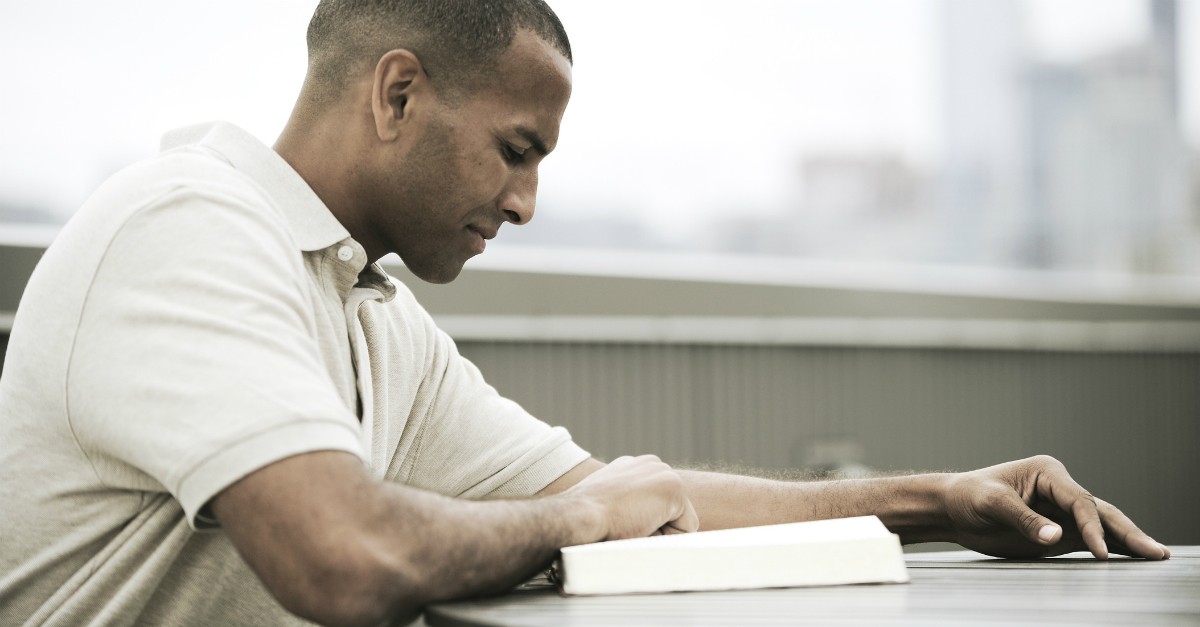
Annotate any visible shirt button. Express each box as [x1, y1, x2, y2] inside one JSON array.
[[337, 246, 354, 261]]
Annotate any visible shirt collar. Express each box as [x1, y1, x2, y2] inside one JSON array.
[[160, 122, 350, 253]]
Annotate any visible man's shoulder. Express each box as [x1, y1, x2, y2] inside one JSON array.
[[66, 142, 290, 250], [76, 122, 340, 255], [104, 143, 274, 213], [29, 145, 300, 308]]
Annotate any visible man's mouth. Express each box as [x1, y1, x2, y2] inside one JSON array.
[[468, 225, 498, 241], [466, 225, 495, 254]]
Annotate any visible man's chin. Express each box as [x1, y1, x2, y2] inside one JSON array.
[[423, 274, 460, 285], [408, 261, 465, 285]]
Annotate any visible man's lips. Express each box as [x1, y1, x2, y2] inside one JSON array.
[[466, 225, 496, 254], [467, 225, 498, 240]]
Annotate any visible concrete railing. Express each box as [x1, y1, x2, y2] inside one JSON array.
[[4, 232, 1200, 544]]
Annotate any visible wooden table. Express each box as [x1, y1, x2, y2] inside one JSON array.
[[426, 546, 1200, 626]]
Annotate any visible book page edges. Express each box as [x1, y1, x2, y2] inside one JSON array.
[[559, 532, 908, 596]]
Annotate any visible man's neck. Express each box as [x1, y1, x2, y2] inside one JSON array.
[[274, 106, 379, 260]]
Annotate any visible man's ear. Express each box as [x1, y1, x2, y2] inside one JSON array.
[[371, 49, 426, 142]]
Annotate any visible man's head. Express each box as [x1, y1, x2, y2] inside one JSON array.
[[305, 0, 572, 107], [280, 0, 574, 282]]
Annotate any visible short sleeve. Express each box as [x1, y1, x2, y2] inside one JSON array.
[[67, 168, 363, 528]]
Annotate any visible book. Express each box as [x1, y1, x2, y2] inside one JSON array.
[[553, 515, 909, 596]]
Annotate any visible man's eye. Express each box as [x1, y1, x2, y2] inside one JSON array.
[[502, 144, 525, 165]]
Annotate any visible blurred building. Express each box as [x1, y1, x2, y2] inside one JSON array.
[[802, 155, 926, 222], [939, 0, 1197, 274], [794, 154, 932, 261], [938, 0, 1030, 267], [705, 153, 931, 261], [1027, 44, 1188, 273]]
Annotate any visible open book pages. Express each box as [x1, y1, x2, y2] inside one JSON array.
[[554, 515, 909, 596]]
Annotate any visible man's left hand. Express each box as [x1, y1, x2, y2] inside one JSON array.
[[942, 455, 1171, 560]]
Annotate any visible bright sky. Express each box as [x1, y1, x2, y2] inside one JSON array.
[[0, 0, 1195, 229]]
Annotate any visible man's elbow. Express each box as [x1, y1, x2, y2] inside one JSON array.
[[268, 542, 427, 627]]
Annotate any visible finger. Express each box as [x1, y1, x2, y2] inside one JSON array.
[[663, 496, 700, 534], [988, 489, 1065, 550], [1104, 535, 1169, 561], [1095, 499, 1170, 560], [1034, 462, 1107, 558]]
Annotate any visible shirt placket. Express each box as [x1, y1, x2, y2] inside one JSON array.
[[345, 292, 381, 474], [327, 241, 385, 474]]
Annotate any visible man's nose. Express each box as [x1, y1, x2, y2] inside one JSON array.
[[498, 170, 537, 225]]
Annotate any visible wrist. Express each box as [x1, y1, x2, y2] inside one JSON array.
[[551, 488, 609, 547], [875, 473, 954, 544]]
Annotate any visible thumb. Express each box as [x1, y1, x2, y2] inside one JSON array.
[[990, 492, 1061, 545]]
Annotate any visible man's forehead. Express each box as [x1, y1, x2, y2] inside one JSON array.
[[495, 29, 572, 93]]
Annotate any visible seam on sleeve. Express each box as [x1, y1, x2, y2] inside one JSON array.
[[176, 418, 364, 528], [459, 427, 588, 498], [62, 184, 198, 490], [64, 180, 295, 492]]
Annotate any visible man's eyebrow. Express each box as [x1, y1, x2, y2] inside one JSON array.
[[515, 127, 550, 157]]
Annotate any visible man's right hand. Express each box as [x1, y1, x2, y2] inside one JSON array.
[[563, 455, 699, 540]]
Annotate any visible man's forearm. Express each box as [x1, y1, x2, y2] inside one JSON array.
[[371, 485, 601, 608], [361, 455, 695, 619], [215, 452, 696, 626], [214, 453, 603, 626], [680, 470, 954, 543]]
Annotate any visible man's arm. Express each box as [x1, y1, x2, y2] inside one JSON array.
[[210, 451, 697, 627], [542, 455, 1170, 561]]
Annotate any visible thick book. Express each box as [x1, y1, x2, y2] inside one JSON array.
[[553, 515, 909, 596]]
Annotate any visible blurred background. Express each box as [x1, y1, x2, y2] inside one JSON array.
[[2, 1, 1199, 544], [3, 0, 1200, 274]]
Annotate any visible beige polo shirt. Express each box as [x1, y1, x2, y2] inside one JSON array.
[[0, 122, 589, 625]]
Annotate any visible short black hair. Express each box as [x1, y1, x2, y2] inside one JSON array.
[[306, 0, 571, 103]]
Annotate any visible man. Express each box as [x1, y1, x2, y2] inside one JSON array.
[[0, 1, 1169, 626]]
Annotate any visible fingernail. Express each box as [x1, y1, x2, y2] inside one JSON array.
[[1038, 525, 1058, 543]]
